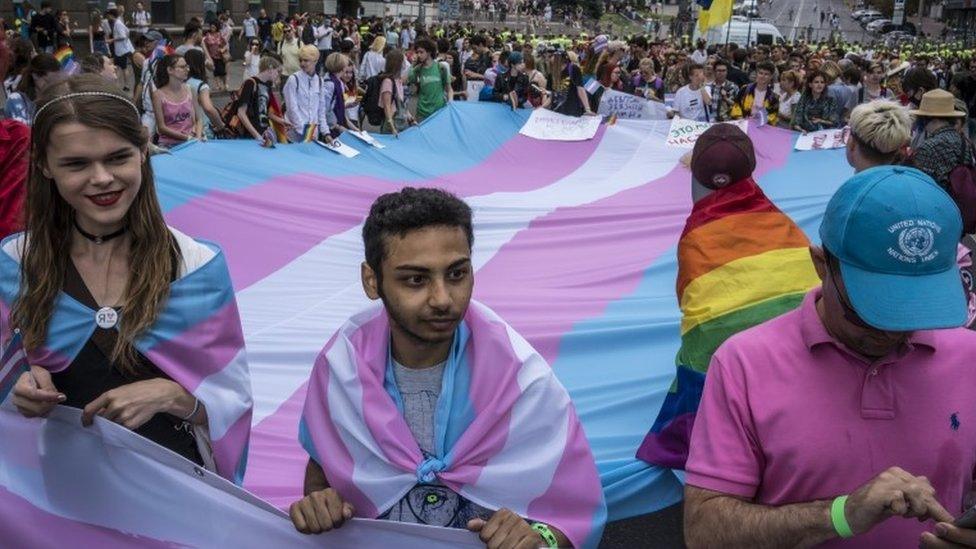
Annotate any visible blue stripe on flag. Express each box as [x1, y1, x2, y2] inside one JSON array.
[[153, 103, 533, 212]]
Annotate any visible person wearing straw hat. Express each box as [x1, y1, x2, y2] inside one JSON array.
[[908, 89, 972, 191]]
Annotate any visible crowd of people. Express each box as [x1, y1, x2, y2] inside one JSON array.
[[6, 4, 976, 548]]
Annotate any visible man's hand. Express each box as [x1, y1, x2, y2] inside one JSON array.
[[467, 508, 541, 549], [921, 522, 976, 548], [11, 366, 65, 418], [845, 466, 954, 535], [81, 378, 185, 430], [289, 488, 355, 534]]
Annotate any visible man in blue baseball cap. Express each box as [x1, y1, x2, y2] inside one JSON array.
[[684, 166, 976, 548]]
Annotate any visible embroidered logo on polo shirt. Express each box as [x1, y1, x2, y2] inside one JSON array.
[[887, 219, 941, 264], [952, 412, 961, 431]]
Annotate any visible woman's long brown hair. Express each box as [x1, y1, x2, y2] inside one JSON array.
[[12, 74, 179, 375]]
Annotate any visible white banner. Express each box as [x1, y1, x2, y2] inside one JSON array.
[[0, 405, 482, 547], [519, 108, 602, 141], [666, 117, 749, 149], [794, 127, 851, 151], [597, 89, 669, 120]]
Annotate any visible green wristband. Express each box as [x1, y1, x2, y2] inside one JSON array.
[[532, 522, 559, 548], [831, 495, 854, 539]]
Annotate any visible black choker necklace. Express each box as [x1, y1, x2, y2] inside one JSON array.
[[73, 219, 127, 244]]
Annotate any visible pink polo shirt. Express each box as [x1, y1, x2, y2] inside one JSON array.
[[687, 287, 976, 547]]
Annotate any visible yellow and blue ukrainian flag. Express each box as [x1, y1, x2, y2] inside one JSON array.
[[696, 0, 734, 33]]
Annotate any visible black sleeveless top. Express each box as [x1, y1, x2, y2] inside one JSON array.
[[51, 259, 203, 466]]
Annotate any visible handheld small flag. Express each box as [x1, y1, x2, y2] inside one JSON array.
[[268, 93, 290, 144], [0, 329, 28, 403], [149, 41, 176, 64], [757, 108, 768, 127], [584, 77, 603, 95], [302, 123, 318, 143], [54, 46, 80, 75]]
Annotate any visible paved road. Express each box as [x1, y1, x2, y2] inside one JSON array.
[[758, 0, 878, 43]]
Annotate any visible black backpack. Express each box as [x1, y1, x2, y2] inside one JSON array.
[[362, 75, 389, 127]]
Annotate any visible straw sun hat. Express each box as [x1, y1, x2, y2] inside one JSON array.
[[910, 89, 967, 118]]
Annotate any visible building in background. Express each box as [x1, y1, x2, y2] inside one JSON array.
[[945, 0, 976, 42]]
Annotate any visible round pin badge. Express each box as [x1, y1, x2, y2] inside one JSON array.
[[95, 307, 118, 329]]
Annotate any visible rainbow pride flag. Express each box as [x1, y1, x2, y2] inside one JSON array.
[[637, 177, 820, 470], [268, 93, 289, 144], [148, 41, 176, 64], [301, 123, 317, 142], [53, 46, 79, 75]]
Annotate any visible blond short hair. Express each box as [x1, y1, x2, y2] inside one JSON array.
[[849, 100, 912, 155], [299, 45, 320, 61], [324, 52, 349, 75], [259, 55, 282, 73]]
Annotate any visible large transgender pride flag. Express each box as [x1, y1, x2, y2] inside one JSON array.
[[0, 102, 854, 543]]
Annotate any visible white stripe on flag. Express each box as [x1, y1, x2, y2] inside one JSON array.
[[0, 349, 26, 385]]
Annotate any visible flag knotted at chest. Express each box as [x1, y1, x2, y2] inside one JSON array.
[[298, 300, 607, 549]]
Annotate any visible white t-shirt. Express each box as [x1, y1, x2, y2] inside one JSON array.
[[314, 24, 333, 50], [752, 87, 767, 114], [133, 10, 150, 32], [112, 19, 134, 56], [778, 90, 801, 119], [674, 84, 709, 122], [243, 17, 258, 38]]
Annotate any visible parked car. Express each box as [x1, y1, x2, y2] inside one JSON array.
[[857, 10, 883, 23], [851, 9, 871, 20], [879, 21, 916, 35], [867, 18, 892, 32], [883, 30, 916, 48]]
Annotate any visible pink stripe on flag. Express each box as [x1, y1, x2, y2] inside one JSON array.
[[441, 308, 520, 488], [212, 407, 253, 481], [0, 486, 185, 548], [352, 313, 423, 471], [300, 345, 379, 517], [165, 130, 606, 291], [243, 382, 308, 507], [142, 300, 245, 392]]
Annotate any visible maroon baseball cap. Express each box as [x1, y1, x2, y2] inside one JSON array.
[[690, 124, 756, 190]]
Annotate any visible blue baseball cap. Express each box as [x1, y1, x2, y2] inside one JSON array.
[[819, 166, 967, 331]]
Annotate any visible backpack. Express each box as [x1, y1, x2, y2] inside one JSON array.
[[218, 78, 254, 138], [948, 138, 976, 235], [361, 74, 389, 126]]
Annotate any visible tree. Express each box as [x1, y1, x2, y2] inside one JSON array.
[[551, 0, 603, 19]]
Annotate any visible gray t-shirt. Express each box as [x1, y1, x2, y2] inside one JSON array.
[[392, 359, 444, 455], [380, 359, 492, 527]]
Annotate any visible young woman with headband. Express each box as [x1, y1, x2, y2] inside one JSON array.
[[3, 75, 252, 484]]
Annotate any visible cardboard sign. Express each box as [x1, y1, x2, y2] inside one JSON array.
[[597, 89, 669, 120], [347, 129, 385, 149], [666, 117, 749, 149], [795, 127, 851, 151], [316, 139, 361, 158], [519, 108, 602, 141]]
